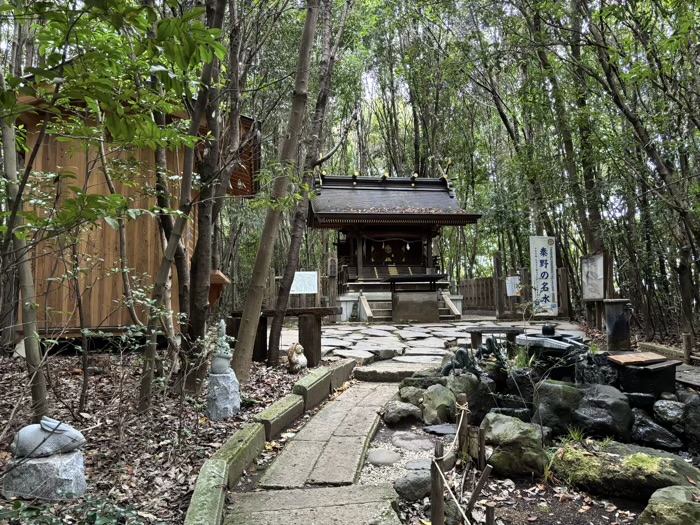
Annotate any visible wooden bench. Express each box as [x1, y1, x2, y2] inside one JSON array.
[[228, 307, 341, 367], [462, 326, 525, 350]]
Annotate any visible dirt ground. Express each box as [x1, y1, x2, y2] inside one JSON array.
[[0, 350, 298, 524]]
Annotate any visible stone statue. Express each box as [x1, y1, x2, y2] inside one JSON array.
[[210, 319, 233, 374], [12, 416, 86, 458], [207, 319, 240, 420], [287, 342, 307, 374], [3, 417, 87, 500]]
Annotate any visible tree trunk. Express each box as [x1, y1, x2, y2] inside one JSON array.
[[267, 0, 352, 365], [0, 71, 49, 421], [232, 0, 320, 382], [138, 0, 227, 412]]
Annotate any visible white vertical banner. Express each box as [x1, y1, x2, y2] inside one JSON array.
[[529, 236, 558, 316]]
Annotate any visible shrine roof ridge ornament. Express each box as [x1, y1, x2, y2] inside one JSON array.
[[308, 174, 481, 228]]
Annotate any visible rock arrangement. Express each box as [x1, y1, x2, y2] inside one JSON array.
[[2, 417, 87, 500], [379, 344, 700, 519]]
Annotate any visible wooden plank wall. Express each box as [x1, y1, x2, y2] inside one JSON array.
[[21, 119, 193, 335], [460, 278, 496, 310]]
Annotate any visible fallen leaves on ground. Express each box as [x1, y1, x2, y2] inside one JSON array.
[[0, 352, 299, 524]]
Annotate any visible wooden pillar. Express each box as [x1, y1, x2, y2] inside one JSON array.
[[356, 235, 363, 279], [557, 268, 570, 319], [328, 257, 338, 323], [493, 252, 505, 319], [430, 441, 445, 525], [229, 316, 267, 363], [253, 316, 268, 363], [299, 313, 322, 367], [470, 332, 482, 350]]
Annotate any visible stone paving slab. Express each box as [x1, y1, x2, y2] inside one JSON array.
[[266, 382, 394, 488], [403, 347, 451, 356], [333, 349, 375, 365], [334, 406, 382, 437], [226, 485, 400, 525], [294, 408, 348, 441], [354, 360, 435, 382], [405, 337, 449, 348], [356, 384, 397, 407], [258, 440, 324, 489], [393, 355, 443, 364], [308, 435, 367, 485]]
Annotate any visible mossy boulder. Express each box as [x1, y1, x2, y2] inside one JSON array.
[[445, 373, 496, 425], [399, 376, 447, 390], [552, 441, 700, 501], [399, 386, 425, 407], [480, 413, 548, 477], [421, 384, 457, 424], [533, 381, 633, 441], [638, 486, 700, 525]]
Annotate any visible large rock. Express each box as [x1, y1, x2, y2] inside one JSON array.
[[552, 441, 700, 501], [533, 381, 633, 441], [480, 413, 548, 477], [399, 386, 425, 407], [12, 417, 86, 458], [504, 368, 539, 410], [626, 392, 656, 412], [632, 409, 683, 452], [393, 470, 431, 501], [533, 380, 583, 436], [399, 376, 446, 390], [638, 486, 700, 525], [575, 352, 618, 385], [421, 384, 456, 425], [446, 373, 496, 425], [577, 384, 634, 441], [2, 450, 87, 500], [207, 370, 241, 420], [654, 400, 686, 426], [383, 400, 422, 425]]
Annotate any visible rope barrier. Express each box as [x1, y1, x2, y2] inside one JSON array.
[[430, 398, 476, 524]]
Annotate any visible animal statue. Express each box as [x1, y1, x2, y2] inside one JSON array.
[[287, 343, 308, 374], [440, 347, 485, 378]]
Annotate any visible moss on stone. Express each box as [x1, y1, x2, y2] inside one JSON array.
[[553, 441, 700, 501], [622, 453, 666, 476]]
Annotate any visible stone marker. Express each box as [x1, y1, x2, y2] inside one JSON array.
[[2, 450, 87, 500], [4, 417, 87, 501], [207, 369, 241, 420]]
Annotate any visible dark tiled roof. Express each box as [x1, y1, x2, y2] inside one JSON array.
[[308, 175, 481, 227]]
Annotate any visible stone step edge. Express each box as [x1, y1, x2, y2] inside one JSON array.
[[184, 359, 357, 525]]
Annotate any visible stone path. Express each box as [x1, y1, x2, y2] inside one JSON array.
[[225, 382, 399, 524], [227, 319, 589, 523]]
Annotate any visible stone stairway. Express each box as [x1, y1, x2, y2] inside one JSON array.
[[365, 296, 460, 323]]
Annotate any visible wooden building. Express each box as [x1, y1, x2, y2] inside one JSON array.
[[308, 174, 480, 322], [12, 102, 260, 337]]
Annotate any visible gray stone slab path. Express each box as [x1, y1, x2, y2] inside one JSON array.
[[227, 382, 400, 525], [258, 382, 395, 489], [225, 485, 401, 525]]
